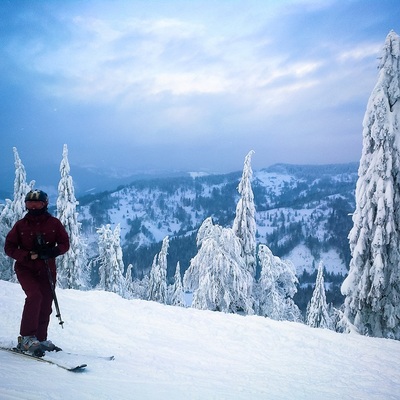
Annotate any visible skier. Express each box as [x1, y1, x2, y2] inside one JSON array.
[[4, 190, 70, 354]]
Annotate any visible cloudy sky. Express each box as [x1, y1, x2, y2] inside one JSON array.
[[1, 0, 399, 178]]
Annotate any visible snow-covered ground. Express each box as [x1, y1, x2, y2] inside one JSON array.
[[1, 279, 399, 400], [287, 244, 348, 275]]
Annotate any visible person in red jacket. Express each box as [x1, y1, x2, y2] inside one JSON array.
[[4, 190, 70, 355]]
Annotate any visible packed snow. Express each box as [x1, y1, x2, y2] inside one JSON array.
[[0, 280, 399, 400]]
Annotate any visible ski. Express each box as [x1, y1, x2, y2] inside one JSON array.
[[0, 346, 87, 372], [60, 350, 114, 361]]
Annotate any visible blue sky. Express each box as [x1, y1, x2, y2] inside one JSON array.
[[1, 0, 399, 178]]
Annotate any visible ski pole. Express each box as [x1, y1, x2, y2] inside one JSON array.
[[44, 259, 64, 328]]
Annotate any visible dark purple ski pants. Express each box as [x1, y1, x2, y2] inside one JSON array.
[[15, 266, 55, 342]]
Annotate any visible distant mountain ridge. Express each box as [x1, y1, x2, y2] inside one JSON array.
[[0, 161, 193, 200], [266, 162, 359, 176]]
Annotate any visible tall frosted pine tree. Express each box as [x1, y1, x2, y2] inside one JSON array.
[[0, 148, 33, 281], [57, 144, 89, 289], [124, 264, 134, 299], [169, 262, 185, 307], [306, 261, 332, 329], [232, 150, 257, 278], [341, 30, 400, 340], [148, 236, 169, 304], [97, 224, 126, 297]]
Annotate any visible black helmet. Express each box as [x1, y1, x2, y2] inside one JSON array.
[[25, 190, 49, 204]]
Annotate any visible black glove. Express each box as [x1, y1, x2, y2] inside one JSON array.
[[38, 246, 61, 260], [35, 235, 61, 260]]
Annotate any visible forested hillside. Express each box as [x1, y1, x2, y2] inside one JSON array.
[[77, 162, 358, 311]]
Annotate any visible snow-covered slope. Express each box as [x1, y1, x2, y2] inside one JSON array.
[[1, 280, 399, 400]]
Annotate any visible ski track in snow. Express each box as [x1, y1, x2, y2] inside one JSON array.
[[1, 280, 400, 400]]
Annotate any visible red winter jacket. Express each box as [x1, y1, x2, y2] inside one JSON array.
[[4, 211, 70, 275]]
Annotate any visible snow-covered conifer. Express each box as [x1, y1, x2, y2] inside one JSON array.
[[256, 244, 301, 322], [0, 199, 16, 281], [232, 150, 257, 278], [306, 261, 332, 329], [57, 144, 89, 289], [124, 264, 134, 299], [125, 264, 149, 299], [183, 217, 214, 292], [0, 148, 33, 281], [184, 218, 253, 314], [341, 31, 400, 339], [133, 275, 149, 300], [148, 236, 169, 304], [97, 224, 126, 297], [169, 262, 185, 307], [11, 147, 33, 220]]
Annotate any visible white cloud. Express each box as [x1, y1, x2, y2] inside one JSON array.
[[150, 72, 230, 95], [338, 42, 382, 62]]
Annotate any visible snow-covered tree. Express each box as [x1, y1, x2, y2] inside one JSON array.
[[306, 261, 332, 329], [0, 147, 33, 281], [11, 147, 33, 220], [341, 30, 400, 340], [169, 262, 185, 307], [255, 244, 301, 322], [148, 236, 169, 304], [184, 217, 253, 314], [124, 264, 134, 299], [57, 144, 89, 289], [124, 264, 149, 300], [132, 275, 150, 300], [0, 198, 16, 281], [232, 150, 257, 278], [97, 224, 126, 297]]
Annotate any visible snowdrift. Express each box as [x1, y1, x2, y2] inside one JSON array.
[[0, 280, 399, 400]]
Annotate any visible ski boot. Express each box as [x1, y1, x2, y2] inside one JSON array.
[[17, 336, 45, 357], [40, 340, 62, 352]]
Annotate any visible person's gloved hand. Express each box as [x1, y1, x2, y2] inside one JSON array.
[[38, 246, 61, 260]]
